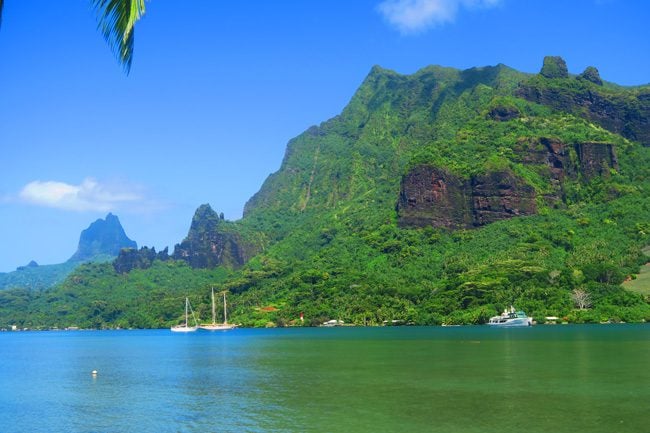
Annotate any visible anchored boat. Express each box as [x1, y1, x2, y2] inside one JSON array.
[[171, 297, 199, 332], [199, 288, 236, 331], [488, 306, 533, 327]]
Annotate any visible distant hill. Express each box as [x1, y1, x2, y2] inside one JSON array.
[[0, 213, 136, 291], [68, 213, 136, 262]]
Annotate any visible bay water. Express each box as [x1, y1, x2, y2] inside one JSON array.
[[0, 325, 648, 432]]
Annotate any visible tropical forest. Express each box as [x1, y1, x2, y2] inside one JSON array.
[[1, 56, 649, 329]]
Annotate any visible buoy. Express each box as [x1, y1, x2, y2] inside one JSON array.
[[92, 370, 98, 376]]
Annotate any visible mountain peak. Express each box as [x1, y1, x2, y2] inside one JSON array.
[[540, 55, 569, 79], [16, 260, 39, 271], [172, 203, 249, 269], [68, 213, 137, 262]]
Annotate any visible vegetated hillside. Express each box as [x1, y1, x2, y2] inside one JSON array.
[[0, 213, 136, 292], [1, 57, 648, 329], [0, 261, 81, 292]]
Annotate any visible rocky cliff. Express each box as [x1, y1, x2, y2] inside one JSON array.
[[471, 171, 538, 226], [398, 166, 473, 229], [516, 56, 650, 146], [113, 246, 169, 274], [172, 204, 255, 269], [398, 139, 619, 229], [398, 167, 536, 229]]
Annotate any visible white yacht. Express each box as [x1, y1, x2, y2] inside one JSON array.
[[488, 306, 533, 327]]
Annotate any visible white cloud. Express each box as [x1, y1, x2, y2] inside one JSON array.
[[19, 178, 143, 212], [378, 0, 502, 34]]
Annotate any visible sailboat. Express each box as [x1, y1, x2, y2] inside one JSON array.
[[199, 288, 236, 331], [170, 297, 199, 332]]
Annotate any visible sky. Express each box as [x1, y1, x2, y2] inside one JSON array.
[[0, 0, 648, 272]]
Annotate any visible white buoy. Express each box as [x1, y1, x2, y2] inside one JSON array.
[[91, 370, 98, 376]]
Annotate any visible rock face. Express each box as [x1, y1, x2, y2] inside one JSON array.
[[172, 204, 250, 269], [113, 247, 169, 274], [470, 171, 537, 226], [398, 140, 618, 229], [514, 137, 572, 180], [487, 104, 520, 122], [398, 167, 472, 229], [575, 142, 618, 178], [513, 137, 617, 180], [516, 59, 650, 146], [398, 167, 536, 229], [68, 213, 137, 262], [518, 84, 650, 146]]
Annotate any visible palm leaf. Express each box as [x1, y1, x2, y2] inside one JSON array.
[[0, 0, 4, 29], [92, 0, 146, 74]]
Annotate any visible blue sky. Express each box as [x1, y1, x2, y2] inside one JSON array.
[[0, 0, 648, 272]]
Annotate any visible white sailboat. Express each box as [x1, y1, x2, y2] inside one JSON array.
[[170, 297, 199, 332], [199, 288, 236, 331]]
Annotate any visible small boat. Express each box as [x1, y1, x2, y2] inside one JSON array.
[[488, 306, 533, 327], [321, 319, 344, 327], [199, 288, 236, 331], [171, 297, 199, 332]]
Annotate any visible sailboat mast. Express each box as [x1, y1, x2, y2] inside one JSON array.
[[223, 291, 228, 324], [185, 297, 189, 327], [211, 287, 216, 325]]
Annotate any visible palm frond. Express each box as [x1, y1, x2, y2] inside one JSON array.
[[0, 0, 5, 29], [92, 0, 146, 74]]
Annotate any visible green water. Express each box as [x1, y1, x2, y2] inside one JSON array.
[[0, 325, 648, 432], [247, 325, 650, 433]]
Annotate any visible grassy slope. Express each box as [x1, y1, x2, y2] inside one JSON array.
[[624, 264, 650, 295], [622, 247, 650, 295]]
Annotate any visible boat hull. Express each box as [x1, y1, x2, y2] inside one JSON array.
[[487, 318, 532, 327], [170, 326, 198, 333], [199, 324, 236, 331]]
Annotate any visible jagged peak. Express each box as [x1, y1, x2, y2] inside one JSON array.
[[189, 204, 225, 231], [579, 66, 603, 86], [357, 62, 527, 99], [193, 203, 217, 218], [68, 213, 137, 262], [366, 62, 520, 82], [540, 55, 569, 79], [16, 260, 39, 271], [192, 203, 225, 220]]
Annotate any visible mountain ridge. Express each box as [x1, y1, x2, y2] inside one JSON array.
[[0, 213, 137, 291], [1, 56, 648, 329]]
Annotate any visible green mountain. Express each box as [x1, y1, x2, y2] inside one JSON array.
[[68, 213, 137, 262], [0, 213, 137, 292], [1, 57, 649, 329]]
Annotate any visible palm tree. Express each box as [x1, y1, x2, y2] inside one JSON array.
[[0, 0, 146, 74]]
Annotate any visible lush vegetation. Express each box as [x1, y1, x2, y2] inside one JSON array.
[[0, 261, 231, 329], [0, 261, 81, 292], [1, 59, 649, 329], [622, 247, 650, 296]]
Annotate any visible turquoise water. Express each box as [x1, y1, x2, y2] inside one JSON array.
[[0, 325, 648, 433]]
